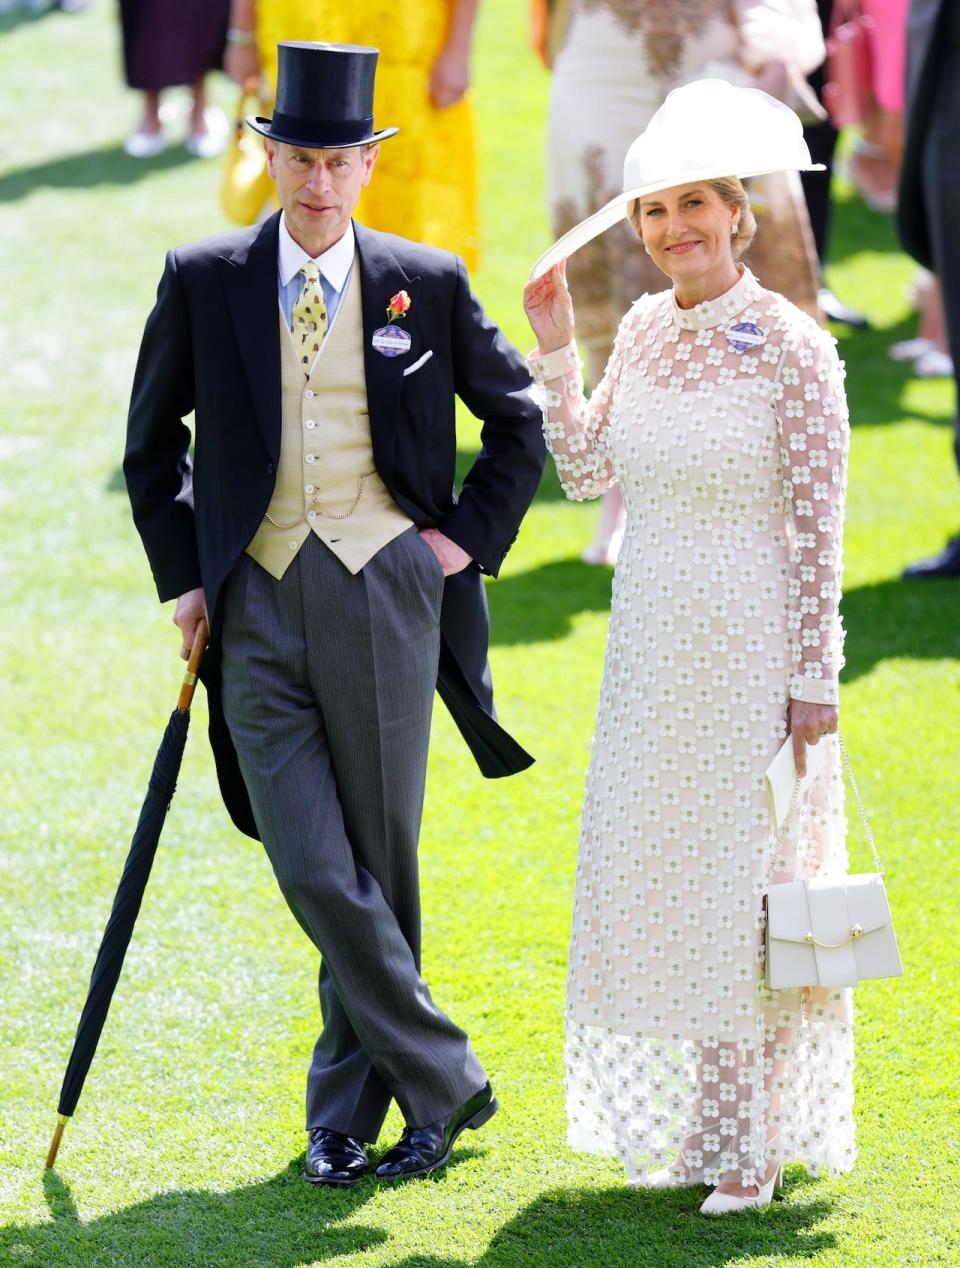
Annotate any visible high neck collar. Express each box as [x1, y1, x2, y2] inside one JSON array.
[[671, 267, 763, 331]]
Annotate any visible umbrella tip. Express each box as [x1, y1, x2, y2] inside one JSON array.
[[45, 1115, 69, 1170]]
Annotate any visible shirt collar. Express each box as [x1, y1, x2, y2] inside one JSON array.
[[277, 215, 355, 293], [671, 266, 763, 331]]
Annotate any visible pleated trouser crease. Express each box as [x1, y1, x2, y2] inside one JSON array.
[[221, 528, 487, 1141]]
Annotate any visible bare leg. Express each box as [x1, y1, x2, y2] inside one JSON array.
[[189, 75, 208, 136], [138, 90, 161, 135], [849, 108, 902, 212], [919, 275, 950, 353]]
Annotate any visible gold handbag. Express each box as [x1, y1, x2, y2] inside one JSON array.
[[220, 83, 275, 226]]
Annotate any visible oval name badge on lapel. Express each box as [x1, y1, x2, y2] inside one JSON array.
[[372, 325, 413, 358], [726, 321, 766, 354]]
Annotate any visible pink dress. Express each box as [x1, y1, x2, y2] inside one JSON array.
[[862, 0, 909, 112]]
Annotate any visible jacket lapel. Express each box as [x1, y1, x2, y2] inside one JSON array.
[[219, 213, 283, 463], [354, 221, 421, 488]]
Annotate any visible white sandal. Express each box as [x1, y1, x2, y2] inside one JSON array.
[[700, 1161, 784, 1215]]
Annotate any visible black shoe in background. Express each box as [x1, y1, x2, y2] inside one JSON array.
[[902, 534, 960, 579]]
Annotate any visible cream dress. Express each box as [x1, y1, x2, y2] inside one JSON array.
[[530, 268, 855, 1186]]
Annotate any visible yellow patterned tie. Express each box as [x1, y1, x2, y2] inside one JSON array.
[[291, 261, 328, 377]]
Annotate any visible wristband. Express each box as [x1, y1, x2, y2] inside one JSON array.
[[226, 28, 256, 45]]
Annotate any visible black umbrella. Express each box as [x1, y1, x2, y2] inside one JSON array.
[[46, 622, 209, 1169]]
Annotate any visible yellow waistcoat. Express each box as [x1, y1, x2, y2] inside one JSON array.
[[246, 258, 413, 578]]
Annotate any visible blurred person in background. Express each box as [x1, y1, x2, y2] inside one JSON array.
[[897, 0, 960, 577], [119, 0, 230, 158], [800, 0, 870, 327], [535, 0, 826, 567], [888, 270, 953, 379], [224, 0, 480, 269], [843, 0, 909, 213]]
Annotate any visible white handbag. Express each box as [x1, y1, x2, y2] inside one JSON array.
[[765, 739, 903, 990]]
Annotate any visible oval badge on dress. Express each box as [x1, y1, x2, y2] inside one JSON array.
[[726, 321, 766, 354], [372, 325, 413, 358]]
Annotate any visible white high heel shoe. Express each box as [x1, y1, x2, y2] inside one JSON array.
[[699, 1161, 783, 1214]]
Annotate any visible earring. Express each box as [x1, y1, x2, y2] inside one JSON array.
[[731, 222, 739, 237]]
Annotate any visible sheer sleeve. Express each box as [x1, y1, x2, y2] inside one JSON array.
[[527, 313, 632, 502], [774, 320, 850, 705]]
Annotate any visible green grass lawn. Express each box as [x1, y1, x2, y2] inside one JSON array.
[[1, 3, 958, 1265]]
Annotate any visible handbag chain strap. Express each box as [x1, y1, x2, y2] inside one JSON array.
[[775, 734, 884, 874]]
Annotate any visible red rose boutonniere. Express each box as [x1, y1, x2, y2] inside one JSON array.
[[386, 290, 412, 323]]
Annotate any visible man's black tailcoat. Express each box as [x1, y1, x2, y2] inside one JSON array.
[[124, 214, 546, 838]]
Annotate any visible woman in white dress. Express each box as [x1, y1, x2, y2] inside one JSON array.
[[524, 81, 855, 1214]]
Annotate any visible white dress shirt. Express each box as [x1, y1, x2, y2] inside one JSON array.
[[277, 216, 356, 361]]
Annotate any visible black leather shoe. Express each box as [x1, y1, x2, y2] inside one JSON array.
[[818, 287, 871, 329], [374, 1083, 499, 1180], [304, 1127, 370, 1186], [903, 534, 960, 579]]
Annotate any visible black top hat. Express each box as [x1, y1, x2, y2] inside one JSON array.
[[247, 42, 399, 149]]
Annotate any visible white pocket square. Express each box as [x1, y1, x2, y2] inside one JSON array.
[[403, 350, 434, 377]]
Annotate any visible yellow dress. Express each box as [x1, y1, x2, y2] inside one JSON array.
[[257, 0, 478, 269]]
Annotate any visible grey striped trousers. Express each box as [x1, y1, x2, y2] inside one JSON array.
[[221, 528, 487, 1141]]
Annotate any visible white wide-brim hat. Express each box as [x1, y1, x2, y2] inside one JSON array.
[[529, 78, 824, 281]]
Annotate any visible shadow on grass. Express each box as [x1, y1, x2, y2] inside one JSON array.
[[0, 9, 55, 36], [2, 1166, 834, 1268], [390, 1179, 835, 1268], [823, 185, 901, 268], [3, 1148, 489, 1268], [7, 1165, 374, 1268], [841, 575, 960, 684], [0, 142, 201, 203], [833, 313, 956, 430], [488, 557, 612, 646]]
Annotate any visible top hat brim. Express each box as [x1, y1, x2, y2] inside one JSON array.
[[246, 116, 399, 149], [528, 160, 826, 282]]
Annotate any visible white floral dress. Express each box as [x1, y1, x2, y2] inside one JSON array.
[[529, 268, 855, 1186]]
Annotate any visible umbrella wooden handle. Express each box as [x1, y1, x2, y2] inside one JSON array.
[[45, 1113, 69, 1169], [176, 618, 209, 713]]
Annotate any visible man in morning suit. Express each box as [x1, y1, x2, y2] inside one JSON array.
[[123, 42, 546, 1186]]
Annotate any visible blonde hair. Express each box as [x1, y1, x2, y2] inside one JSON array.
[[629, 176, 757, 258]]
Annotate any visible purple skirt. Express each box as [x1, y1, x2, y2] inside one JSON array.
[[119, 0, 230, 91]]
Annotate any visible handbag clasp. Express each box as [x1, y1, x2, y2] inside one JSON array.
[[803, 923, 864, 948]]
